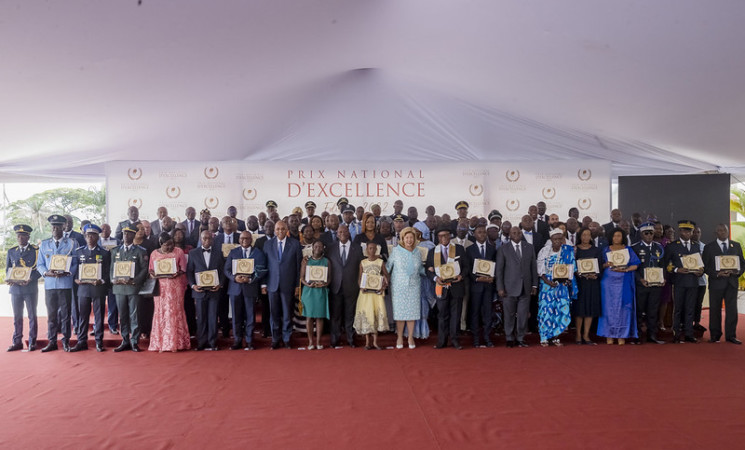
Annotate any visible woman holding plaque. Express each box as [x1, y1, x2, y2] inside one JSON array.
[[354, 241, 390, 349], [172, 227, 196, 337], [148, 233, 191, 352], [386, 227, 426, 349], [573, 227, 603, 345], [300, 241, 330, 350], [597, 228, 640, 345], [537, 229, 578, 347]]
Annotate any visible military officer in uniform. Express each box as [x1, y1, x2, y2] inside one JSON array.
[[110, 225, 149, 352], [115, 206, 141, 241], [71, 224, 111, 352], [5, 224, 41, 351], [450, 201, 469, 235], [265, 200, 278, 216], [631, 222, 666, 344], [664, 220, 704, 343], [37, 215, 79, 352], [301, 201, 316, 225]]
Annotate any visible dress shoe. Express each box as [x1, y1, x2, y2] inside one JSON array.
[[348, 342, 357, 348], [434, 343, 446, 349], [709, 338, 720, 343], [114, 342, 131, 352], [131, 343, 141, 352], [230, 343, 243, 350], [485, 341, 494, 348], [7, 343, 23, 352], [726, 338, 742, 345], [41, 342, 58, 353], [270, 342, 280, 350], [517, 341, 529, 348], [693, 324, 707, 332], [195, 346, 205, 351], [472, 341, 480, 348], [96, 343, 105, 352], [109, 328, 119, 335], [506, 341, 515, 348], [210, 347, 219, 351], [70, 343, 88, 352], [453, 342, 463, 350], [28, 344, 36, 351], [647, 338, 665, 344], [62, 342, 71, 352], [330, 341, 339, 348], [283, 341, 292, 349], [244, 344, 254, 351], [684, 336, 698, 343]]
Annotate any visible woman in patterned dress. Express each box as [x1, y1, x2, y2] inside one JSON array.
[[537, 229, 578, 347], [386, 227, 426, 349], [353, 241, 390, 349]]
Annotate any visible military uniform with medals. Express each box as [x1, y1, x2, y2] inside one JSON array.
[[631, 222, 665, 343], [5, 225, 41, 351]]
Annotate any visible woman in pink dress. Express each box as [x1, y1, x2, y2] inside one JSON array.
[[148, 232, 191, 352]]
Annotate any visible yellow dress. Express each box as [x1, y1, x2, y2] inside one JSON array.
[[353, 258, 390, 334]]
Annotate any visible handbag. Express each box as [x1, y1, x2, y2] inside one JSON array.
[[138, 277, 160, 297]]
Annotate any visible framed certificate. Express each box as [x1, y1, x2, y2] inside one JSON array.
[[472, 259, 495, 277], [79, 263, 101, 283], [196, 270, 219, 287], [552, 263, 574, 280], [302, 245, 313, 259], [606, 249, 630, 267], [437, 262, 460, 281], [114, 261, 135, 280], [644, 267, 664, 286], [577, 258, 599, 274], [232, 258, 255, 275], [681, 253, 704, 270], [222, 243, 239, 258], [418, 247, 429, 262], [50, 255, 72, 273], [306, 265, 328, 283], [360, 273, 383, 291], [7, 266, 32, 283], [154, 258, 177, 277], [716, 255, 740, 271]]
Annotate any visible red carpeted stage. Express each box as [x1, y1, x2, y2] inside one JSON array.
[[1, 313, 744, 449]]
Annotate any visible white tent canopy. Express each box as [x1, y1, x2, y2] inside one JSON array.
[[1, 0, 744, 181]]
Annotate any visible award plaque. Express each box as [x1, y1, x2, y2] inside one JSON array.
[[197, 270, 219, 287], [154, 258, 177, 277], [644, 267, 664, 286], [50, 255, 71, 273], [222, 243, 239, 258], [438, 262, 459, 281], [302, 246, 313, 259], [7, 266, 32, 283], [552, 263, 574, 280], [232, 258, 255, 275], [681, 253, 704, 270], [306, 265, 328, 283], [418, 247, 429, 262], [114, 261, 135, 280], [472, 259, 495, 277], [79, 263, 101, 283], [577, 258, 599, 274], [360, 273, 383, 291], [359, 243, 381, 256], [715, 255, 740, 272], [606, 249, 630, 267]]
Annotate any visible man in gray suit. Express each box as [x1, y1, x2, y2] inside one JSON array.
[[496, 226, 538, 348]]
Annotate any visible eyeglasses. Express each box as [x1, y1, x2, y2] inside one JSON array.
[[642, 231, 654, 235]]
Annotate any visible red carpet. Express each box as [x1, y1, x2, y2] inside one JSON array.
[[1, 313, 744, 449]]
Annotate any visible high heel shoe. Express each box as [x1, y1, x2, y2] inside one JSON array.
[[396, 344, 403, 349], [408, 342, 416, 349], [606, 338, 614, 345]]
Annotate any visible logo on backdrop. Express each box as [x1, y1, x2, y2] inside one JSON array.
[[542, 187, 556, 200], [506, 199, 520, 212], [128, 198, 143, 208], [505, 169, 520, 183], [577, 169, 592, 181], [578, 198, 592, 210], [469, 184, 484, 196], [127, 168, 143, 181], [205, 196, 220, 209], [242, 188, 258, 201], [204, 167, 220, 179], [165, 186, 181, 199]]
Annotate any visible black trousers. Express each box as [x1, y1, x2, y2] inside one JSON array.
[[329, 290, 357, 346], [231, 294, 256, 345], [709, 284, 739, 341], [11, 292, 38, 346], [693, 285, 707, 324], [196, 293, 220, 349], [46, 289, 72, 344], [138, 297, 154, 337], [528, 292, 539, 333], [436, 290, 463, 347], [673, 285, 697, 338], [183, 288, 196, 336], [469, 286, 494, 345], [106, 289, 118, 332], [76, 295, 105, 345], [635, 285, 661, 340], [218, 289, 231, 336], [259, 292, 271, 337]]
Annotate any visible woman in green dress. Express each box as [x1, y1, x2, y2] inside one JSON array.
[[300, 241, 331, 350]]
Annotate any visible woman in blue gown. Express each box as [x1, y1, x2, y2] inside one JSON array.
[[597, 228, 640, 345]]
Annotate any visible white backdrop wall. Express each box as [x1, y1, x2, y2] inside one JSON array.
[[106, 160, 611, 225]]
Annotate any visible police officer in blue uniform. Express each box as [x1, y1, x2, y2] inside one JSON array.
[[71, 224, 111, 352], [664, 220, 704, 343], [631, 222, 666, 344], [6, 224, 41, 351], [37, 214, 79, 352]]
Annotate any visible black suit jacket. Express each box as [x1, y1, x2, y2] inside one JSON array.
[[534, 220, 550, 242], [218, 219, 246, 233], [254, 234, 272, 251], [663, 239, 702, 288], [214, 232, 241, 250], [602, 222, 619, 241], [465, 241, 497, 295], [325, 240, 363, 298], [522, 230, 545, 256], [180, 219, 202, 248], [703, 240, 745, 290], [187, 246, 225, 299], [426, 243, 468, 298]]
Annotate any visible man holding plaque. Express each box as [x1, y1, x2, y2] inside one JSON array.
[[110, 226, 149, 352], [663, 220, 704, 343], [214, 216, 241, 338], [465, 224, 497, 348], [631, 222, 666, 344], [224, 231, 267, 350], [703, 224, 745, 344], [187, 230, 225, 350], [6, 224, 41, 351], [263, 220, 302, 349], [71, 224, 111, 352], [37, 215, 79, 352]]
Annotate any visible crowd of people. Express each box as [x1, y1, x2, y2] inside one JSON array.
[[5, 197, 745, 353]]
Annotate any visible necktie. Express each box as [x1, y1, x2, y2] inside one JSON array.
[[188, 221, 193, 234], [332, 231, 337, 242], [480, 244, 485, 259], [684, 241, 689, 251], [55, 241, 59, 249], [227, 235, 231, 244], [722, 242, 728, 253], [570, 234, 575, 245], [243, 248, 247, 259], [515, 243, 522, 260], [442, 246, 448, 262], [341, 244, 347, 265], [278, 241, 283, 260]]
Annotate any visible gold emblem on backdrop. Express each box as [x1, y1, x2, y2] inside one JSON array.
[[469, 184, 483, 196], [127, 167, 143, 180], [505, 169, 520, 182], [542, 187, 556, 200], [166, 186, 181, 199], [205, 197, 220, 209], [578, 198, 592, 210], [204, 167, 220, 179], [128, 198, 143, 209], [242, 188, 258, 201], [506, 199, 520, 212], [577, 169, 592, 181]]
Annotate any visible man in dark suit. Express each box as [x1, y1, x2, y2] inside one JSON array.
[[497, 225, 538, 347], [180, 207, 201, 248], [214, 216, 241, 337], [465, 224, 497, 347], [319, 213, 340, 248], [63, 215, 86, 247], [115, 206, 141, 241], [254, 220, 275, 337], [602, 209, 623, 240], [703, 223, 745, 344], [139, 220, 159, 254], [535, 201, 548, 223], [187, 230, 225, 350], [631, 222, 666, 344], [224, 232, 267, 350], [664, 220, 704, 343], [427, 226, 469, 350], [150, 206, 168, 237], [528, 205, 550, 242], [262, 220, 302, 349], [6, 224, 42, 351], [325, 224, 362, 347], [110, 226, 149, 352], [218, 206, 246, 232], [71, 224, 111, 352], [589, 222, 609, 249], [520, 215, 544, 255]]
